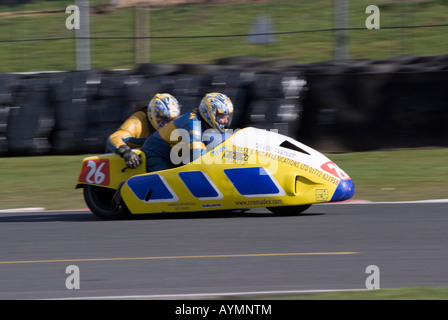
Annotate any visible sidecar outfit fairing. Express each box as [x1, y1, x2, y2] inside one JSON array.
[[77, 127, 354, 219]]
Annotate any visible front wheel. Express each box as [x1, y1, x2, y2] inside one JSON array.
[[83, 185, 130, 220], [267, 204, 311, 216]]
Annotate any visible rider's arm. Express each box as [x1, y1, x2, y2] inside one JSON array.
[[107, 111, 147, 153]]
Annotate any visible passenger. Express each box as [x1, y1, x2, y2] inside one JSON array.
[[105, 93, 180, 169], [141, 92, 234, 172]]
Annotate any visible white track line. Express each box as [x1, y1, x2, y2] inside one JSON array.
[[0, 207, 45, 213], [2, 199, 448, 214], [46, 288, 369, 300]]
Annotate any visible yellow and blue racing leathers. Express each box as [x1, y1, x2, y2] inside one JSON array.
[[141, 109, 210, 172], [105, 111, 156, 153]]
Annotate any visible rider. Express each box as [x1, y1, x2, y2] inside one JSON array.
[[106, 93, 180, 169], [141, 92, 234, 172]]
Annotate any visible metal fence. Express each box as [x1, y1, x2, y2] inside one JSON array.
[[0, 0, 448, 73]]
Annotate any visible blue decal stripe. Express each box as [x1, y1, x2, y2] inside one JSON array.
[[179, 171, 221, 199], [127, 174, 178, 202], [224, 167, 283, 197]]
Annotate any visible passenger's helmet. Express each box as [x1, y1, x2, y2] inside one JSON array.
[[198, 93, 233, 133], [147, 93, 180, 130]]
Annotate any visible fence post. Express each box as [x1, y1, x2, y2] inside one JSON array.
[[135, 5, 150, 64], [76, 0, 91, 70], [334, 0, 349, 60]]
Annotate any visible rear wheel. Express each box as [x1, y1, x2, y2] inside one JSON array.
[[83, 185, 130, 220], [267, 204, 311, 216]]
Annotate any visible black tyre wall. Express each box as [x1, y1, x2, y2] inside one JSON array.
[[3, 55, 448, 156]]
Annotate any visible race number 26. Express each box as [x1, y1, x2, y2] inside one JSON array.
[[321, 161, 350, 180], [78, 159, 110, 186]]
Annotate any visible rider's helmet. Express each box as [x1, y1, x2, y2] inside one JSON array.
[[198, 93, 234, 133], [147, 93, 181, 130]]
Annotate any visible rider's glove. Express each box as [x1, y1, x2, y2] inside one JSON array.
[[118, 145, 141, 169]]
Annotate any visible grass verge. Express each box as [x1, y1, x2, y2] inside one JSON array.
[[1, 0, 448, 72], [259, 286, 448, 300]]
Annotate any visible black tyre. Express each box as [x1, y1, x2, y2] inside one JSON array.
[[267, 204, 311, 216], [83, 185, 130, 220]]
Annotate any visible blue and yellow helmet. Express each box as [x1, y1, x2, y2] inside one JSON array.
[[198, 93, 234, 133], [148, 93, 181, 130]]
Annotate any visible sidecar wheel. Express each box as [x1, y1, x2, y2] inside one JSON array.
[[83, 185, 129, 220], [267, 204, 311, 216]]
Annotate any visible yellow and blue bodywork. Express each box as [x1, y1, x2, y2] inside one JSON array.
[[78, 127, 354, 215]]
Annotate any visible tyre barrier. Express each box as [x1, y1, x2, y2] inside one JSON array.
[[1, 54, 448, 156], [296, 55, 448, 152]]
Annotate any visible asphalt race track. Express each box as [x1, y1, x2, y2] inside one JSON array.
[[0, 201, 447, 299]]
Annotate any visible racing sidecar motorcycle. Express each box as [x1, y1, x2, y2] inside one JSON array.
[[76, 127, 354, 219]]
